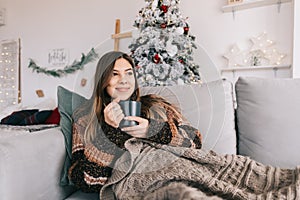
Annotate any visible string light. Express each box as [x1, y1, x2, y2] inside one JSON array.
[[0, 39, 19, 111]]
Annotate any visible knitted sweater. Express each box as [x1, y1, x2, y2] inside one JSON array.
[[68, 106, 202, 193]]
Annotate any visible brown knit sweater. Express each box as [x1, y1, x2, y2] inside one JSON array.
[[68, 106, 202, 193]]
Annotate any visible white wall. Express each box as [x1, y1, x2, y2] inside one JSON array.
[[293, 0, 300, 77], [0, 0, 294, 106]]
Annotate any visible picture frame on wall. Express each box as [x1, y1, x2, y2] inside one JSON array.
[[228, 0, 243, 5]]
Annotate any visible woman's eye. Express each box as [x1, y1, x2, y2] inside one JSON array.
[[112, 72, 118, 76], [127, 71, 133, 76]]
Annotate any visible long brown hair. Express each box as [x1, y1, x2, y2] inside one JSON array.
[[80, 51, 184, 143], [84, 51, 140, 142]]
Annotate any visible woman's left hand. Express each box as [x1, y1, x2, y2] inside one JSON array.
[[121, 116, 149, 138]]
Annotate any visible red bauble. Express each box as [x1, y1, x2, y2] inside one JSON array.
[[160, 23, 167, 29], [153, 54, 161, 64], [160, 5, 169, 13], [184, 27, 189, 34]]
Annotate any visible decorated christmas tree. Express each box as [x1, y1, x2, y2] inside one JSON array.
[[128, 0, 201, 87]]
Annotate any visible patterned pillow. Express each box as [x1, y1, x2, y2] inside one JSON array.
[[19, 110, 52, 125], [0, 109, 39, 125]]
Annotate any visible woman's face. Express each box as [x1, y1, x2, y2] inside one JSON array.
[[106, 58, 136, 101]]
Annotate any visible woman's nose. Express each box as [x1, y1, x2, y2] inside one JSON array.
[[119, 74, 127, 84]]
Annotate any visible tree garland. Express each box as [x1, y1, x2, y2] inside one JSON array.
[[28, 48, 98, 78]]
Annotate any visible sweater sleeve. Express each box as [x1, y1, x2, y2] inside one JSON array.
[[101, 122, 132, 149], [176, 124, 202, 149], [146, 120, 172, 144], [145, 119, 202, 149], [68, 121, 115, 193]]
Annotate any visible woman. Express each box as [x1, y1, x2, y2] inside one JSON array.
[[69, 51, 299, 200]]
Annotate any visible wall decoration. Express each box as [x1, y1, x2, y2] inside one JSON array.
[[0, 39, 21, 110], [227, 0, 243, 5], [48, 48, 69, 67], [223, 32, 287, 67], [35, 89, 44, 98], [223, 44, 241, 67], [250, 32, 274, 52], [28, 48, 98, 78]]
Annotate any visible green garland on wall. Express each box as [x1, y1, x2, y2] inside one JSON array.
[[28, 48, 98, 78]]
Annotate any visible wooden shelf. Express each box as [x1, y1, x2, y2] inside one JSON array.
[[220, 64, 291, 72], [222, 0, 293, 13]]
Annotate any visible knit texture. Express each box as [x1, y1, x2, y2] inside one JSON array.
[[100, 139, 300, 200], [68, 108, 202, 192]]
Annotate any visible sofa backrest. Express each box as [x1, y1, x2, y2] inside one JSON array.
[[140, 79, 237, 155]]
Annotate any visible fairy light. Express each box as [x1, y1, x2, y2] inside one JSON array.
[[0, 39, 19, 110]]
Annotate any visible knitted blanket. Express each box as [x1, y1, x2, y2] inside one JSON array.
[[100, 138, 300, 200]]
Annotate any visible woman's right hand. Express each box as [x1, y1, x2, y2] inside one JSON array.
[[103, 98, 125, 128]]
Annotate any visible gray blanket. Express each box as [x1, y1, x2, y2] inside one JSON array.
[[100, 138, 300, 200]]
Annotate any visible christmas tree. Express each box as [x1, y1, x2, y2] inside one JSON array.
[[128, 0, 201, 87]]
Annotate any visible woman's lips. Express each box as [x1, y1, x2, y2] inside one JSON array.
[[116, 87, 130, 92]]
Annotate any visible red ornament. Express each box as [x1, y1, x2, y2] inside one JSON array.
[[153, 54, 161, 64], [160, 23, 167, 29], [179, 59, 184, 64], [136, 65, 141, 69], [160, 5, 169, 13], [184, 27, 189, 35]]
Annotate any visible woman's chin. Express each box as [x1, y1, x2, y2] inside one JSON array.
[[118, 94, 131, 101]]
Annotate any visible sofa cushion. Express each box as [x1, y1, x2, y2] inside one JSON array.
[[0, 127, 75, 200], [57, 86, 87, 186], [141, 79, 236, 154], [235, 77, 300, 168]]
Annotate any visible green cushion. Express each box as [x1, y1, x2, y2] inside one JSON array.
[[57, 86, 87, 186]]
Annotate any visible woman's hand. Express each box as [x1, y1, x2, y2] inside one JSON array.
[[121, 116, 149, 138], [103, 98, 124, 128]]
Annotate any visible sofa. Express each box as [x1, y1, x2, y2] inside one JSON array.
[[1, 76, 300, 200]]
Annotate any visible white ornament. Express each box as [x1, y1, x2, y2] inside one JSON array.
[[235, 50, 251, 66], [166, 40, 178, 57], [175, 27, 184, 35], [152, 0, 158, 10], [169, 0, 174, 6], [264, 48, 286, 65], [223, 44, 242, 67], [162, 0, 170, 6], [250, 32, 274, 52]]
